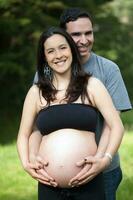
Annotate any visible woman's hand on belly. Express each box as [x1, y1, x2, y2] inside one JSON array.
[[23, 161, 54, 185], [69, 161, 92, 187], [35, 155, 58, 187], [69, 155, 109, 187], [28, 154, 58, 187], [36, 168, 58, 187]]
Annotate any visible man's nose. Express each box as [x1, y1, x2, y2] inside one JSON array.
[[80, 34, 88, 44]]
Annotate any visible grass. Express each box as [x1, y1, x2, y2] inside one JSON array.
[[117, 131, 133, 199], [0, 143, 37, 200], [121, 111, 133, 130]]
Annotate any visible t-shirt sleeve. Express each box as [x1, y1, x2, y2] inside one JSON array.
[[33, 72, 38, 84], [105, 63, 132, 112]]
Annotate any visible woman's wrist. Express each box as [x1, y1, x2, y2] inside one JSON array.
[[22, 161, 30, 170], [101, 153, 112, 168], [104, 152, 113, 163], [95, 152, 104, 158], [29, 153, 37, 163]]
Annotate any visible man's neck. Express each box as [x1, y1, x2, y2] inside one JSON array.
[[81, 52, 91, 65]]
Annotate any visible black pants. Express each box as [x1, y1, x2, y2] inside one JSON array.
[[38, 173, 105, 200], [103, 167, 123, 200]]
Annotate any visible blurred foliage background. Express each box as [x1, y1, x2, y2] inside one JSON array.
[[0, 0, 132, 141], [0, 2, 132, 199]]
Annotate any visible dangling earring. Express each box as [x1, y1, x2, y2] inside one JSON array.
[[44, 63, 52, 80]]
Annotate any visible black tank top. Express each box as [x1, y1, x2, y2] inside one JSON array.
[[36, 103, 98, 135]]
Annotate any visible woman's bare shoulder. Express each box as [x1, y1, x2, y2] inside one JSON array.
[[29, 84, 39, 92], [27, 85, 39, 96], [87, 77, 102, 92], [87, 77, 107, 105], [29, 85, 47, 110], [88, 77, 103, 87], [23, 85, 40, 107]]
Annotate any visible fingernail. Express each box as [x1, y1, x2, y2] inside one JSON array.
[[50, 178, 54, 181], [71, 185, 75, 188], [52, 183, 57, 187], [50, 180, 56, 185], [72, 180, 79, 185]]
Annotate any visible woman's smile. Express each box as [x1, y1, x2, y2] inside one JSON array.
[[54, 59, 67, 66]]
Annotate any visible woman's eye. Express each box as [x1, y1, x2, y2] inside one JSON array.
[[48, 50, 54, 54], [61, 46, 67, 50]]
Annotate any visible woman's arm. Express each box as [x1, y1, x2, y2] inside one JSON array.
[[17, 85, 57, 186], [91, 78, 124, 161], [95, 121, 110, 158], [96, 110, 120, 159], [17, 85, 38, 169], [29, 129, 43, 164]]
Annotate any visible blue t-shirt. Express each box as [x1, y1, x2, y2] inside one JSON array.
[[83, 52, 132, 172]]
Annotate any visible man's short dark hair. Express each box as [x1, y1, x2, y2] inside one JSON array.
[[59, 7, 93, 29]]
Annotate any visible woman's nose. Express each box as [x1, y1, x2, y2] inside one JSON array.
[[55, 50, 62, 58]]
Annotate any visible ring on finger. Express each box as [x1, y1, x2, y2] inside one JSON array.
[[84, 158, 87, 162]]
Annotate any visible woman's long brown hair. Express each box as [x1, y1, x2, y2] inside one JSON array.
[[36, 27, 92, 106]]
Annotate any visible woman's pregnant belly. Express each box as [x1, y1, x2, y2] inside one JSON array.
[[38, 129, 97, 188]]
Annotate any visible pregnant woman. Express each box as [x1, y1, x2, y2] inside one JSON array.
[[17, 27, 124, 200]]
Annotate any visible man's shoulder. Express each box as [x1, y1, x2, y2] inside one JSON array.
[[84, 52, 122, 84], [92, 52, 119, 72]]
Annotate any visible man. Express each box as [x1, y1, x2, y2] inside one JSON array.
[[58, 7, 132, 200], [33, 7, 132, 200]]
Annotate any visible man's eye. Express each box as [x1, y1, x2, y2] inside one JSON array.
[[71, 33, 81, 37], [86, 31, 93, 35]]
